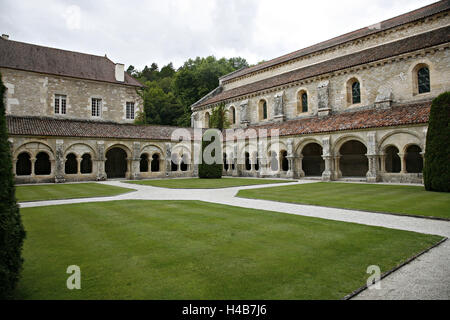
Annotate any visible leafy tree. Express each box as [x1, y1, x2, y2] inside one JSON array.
[[0, 73, 26, 299], [210, 103, 230, 130], [159, 63, 176, 79], [141, 84, 184, 126], [423, 91, 450, 192]]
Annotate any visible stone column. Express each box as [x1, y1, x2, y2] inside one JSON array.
[[76, 156, 82, 174], [321, 136, 332, 181], [379, 153, 386, 173], [297, 155, 305, 178], [54, 140, 66, 183], [165, 143, 172, 174], [96, 141, 107, 181], [273, 91, 285, 123], [239, 100, 250, 128], [31, 157, 36, 177], [366, 155, 378, 182], [333, 154, 342, 180], [398, 153, 406, 173]]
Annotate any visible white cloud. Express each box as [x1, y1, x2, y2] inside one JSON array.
[[62, 5, 81, 30], [0, 0, 439, 69]]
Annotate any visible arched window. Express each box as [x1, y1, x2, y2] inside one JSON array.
[[35, 152, 51, 175], [229, 107, 236, 124], [16, 152, 31, 176], [204, 112, 210, 128], [298, 91, 308, 113], [259, 100, 268, 120], [151, 154, 160, 172], [280, 150, 289, 172], [245, 152, 251, 171], [417, 67, 430, 94], [347, 78, 361, 105], [80, 154, 92, 174], [65, 153, 77, 174], [140, 153, 149, 172]]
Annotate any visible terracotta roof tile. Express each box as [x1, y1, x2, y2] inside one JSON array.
[[196, 26, 450, 108], [0, 39, 144, 87], [7, 102, 430, 141], [220, 0, 450, 82], [7, 116, 189, 141], [224, 101, 431, 140]]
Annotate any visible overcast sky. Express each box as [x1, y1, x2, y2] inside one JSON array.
[[0, 0, 438, 70]]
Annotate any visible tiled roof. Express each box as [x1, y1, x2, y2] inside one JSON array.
[[220, 0, 450, 82], [8, 102, 430, 141], [224, 101, 431, 140], [7, 116, 190, 141], [0, 38, 144, 87], [195, 26, 450, 109]]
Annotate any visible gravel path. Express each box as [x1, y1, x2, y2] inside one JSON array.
[[19, 179, 450, 300]]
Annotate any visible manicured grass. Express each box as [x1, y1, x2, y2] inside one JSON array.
[[125, 177, 295, 189], [237, 182, 450, 219], [16, 183, 134, 202], [16, 200, 441, 299]]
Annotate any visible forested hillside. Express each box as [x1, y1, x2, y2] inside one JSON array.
[[128, 56, 249, 127]]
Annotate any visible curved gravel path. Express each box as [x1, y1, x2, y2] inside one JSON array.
[[19, 179, 450, 300]]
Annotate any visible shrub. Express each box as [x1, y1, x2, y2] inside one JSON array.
[[198, 130, 222, 179], [0, 73, 26, 299], [423, 91, 450, 192]]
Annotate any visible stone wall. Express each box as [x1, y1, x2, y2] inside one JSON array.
[[10, 136, 197, 184], [222, 12, 449, 91], [1, 68, 143, 123], [195, 45, 450, 128]]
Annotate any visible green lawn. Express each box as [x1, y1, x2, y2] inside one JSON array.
[[125, 177, 295, 189], [16, 183, 134, 202], [16, 200, 441, 300], [237, 182, 450, 219]]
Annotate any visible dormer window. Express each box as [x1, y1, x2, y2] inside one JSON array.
[[54, 94, 66, 114], [92, 98, 102, 117]]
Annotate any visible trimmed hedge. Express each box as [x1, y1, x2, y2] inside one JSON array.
[[0, 73, 26, 299], [198, 131, 222, 179], [423, 92, 450, 192]]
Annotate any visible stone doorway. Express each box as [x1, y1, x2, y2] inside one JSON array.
[[302, 143, 324, 176], [105, 147, 128, 179]]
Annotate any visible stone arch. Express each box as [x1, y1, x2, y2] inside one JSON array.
[[80, 153, 93, 174], [378, 130, 423, 155], [65, 153, 78, 174], [16, 152, 32, 176], [140, 153, 150, 172], [333, 135, 367, 155], [383, 145, 401, 173], [105, 145, 130, 179], [339, 140, 368, 177], [280, 150, 289, 172], [64, 143, 96, 159], [35, 151, 52, 176], [151, 153, 161, 172], [405, 144, 423, 173], [301, 143, 324, 176], [14, 141, 55, 160]]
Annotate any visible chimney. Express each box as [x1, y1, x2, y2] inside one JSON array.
[[115, 63, 125, 82], [2, 34, 9, 40]]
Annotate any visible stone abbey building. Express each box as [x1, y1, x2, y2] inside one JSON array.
[[2, 1, 450, 184]]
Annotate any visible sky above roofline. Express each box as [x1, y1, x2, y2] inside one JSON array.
[[0, 0, 438, 70]]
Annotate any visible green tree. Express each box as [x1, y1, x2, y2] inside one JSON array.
[[0, 73, 26, 299], [423, 91, 450, 192], [210, 103, 230, 130], [174, 56, 248, 126], [141, 84, 184, 126]]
